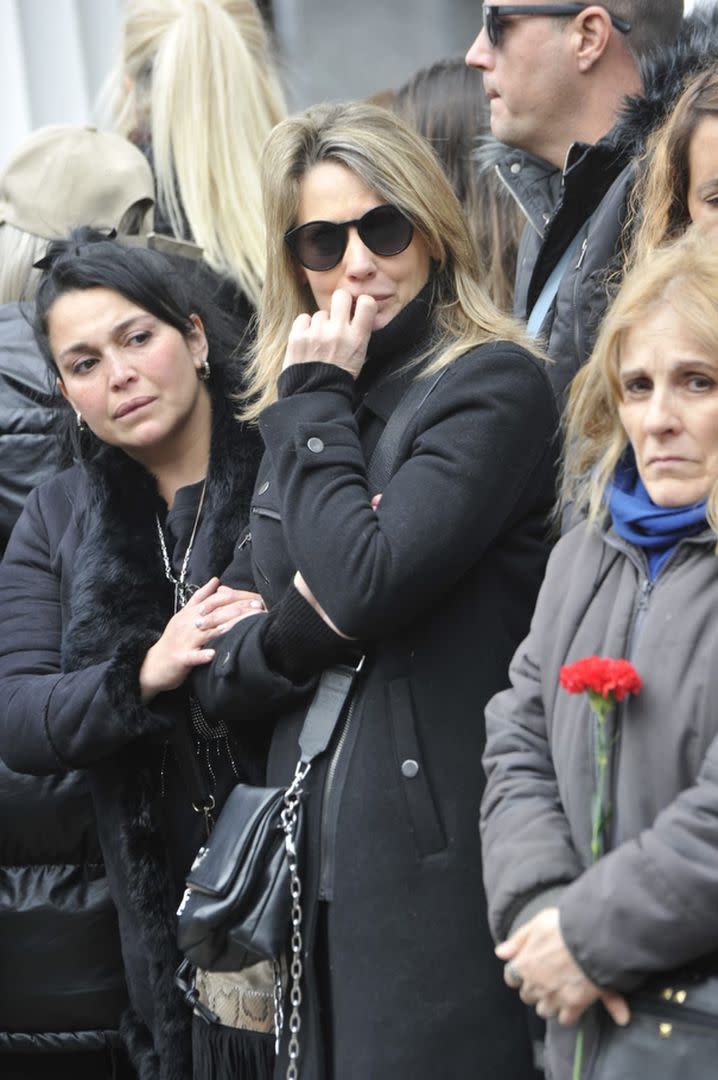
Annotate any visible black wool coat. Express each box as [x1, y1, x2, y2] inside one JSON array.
[[195, 303, 559, 1080], [0, 388, 263, 1080]]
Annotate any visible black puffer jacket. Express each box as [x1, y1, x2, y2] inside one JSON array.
[[0, 768, 129, 1055], [486, 9, 718, 400], [0, 302, 59, 556], [0, 301, 129, 1060]]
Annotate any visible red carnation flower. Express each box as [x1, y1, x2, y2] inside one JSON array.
[[560, 656, 642, 702], [559, 654, 641, 1080]]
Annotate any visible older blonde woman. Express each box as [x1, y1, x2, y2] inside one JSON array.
[[194, 101, 558, 1079], [482, 228, 718, 1080]]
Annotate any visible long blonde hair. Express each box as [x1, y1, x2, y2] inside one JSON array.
[[105, 0, 286, 308], [243, 101, 532, 420], [563, 228, 718, 535], [627, 69, 718, 269]]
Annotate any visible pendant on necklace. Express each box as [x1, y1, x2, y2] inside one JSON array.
[[174, 580, 199, 613]]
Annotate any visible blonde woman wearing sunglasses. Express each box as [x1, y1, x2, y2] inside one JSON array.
[[193, 102, 559, 1079]]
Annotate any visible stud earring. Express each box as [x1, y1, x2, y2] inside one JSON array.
[[197, 357, 211, 381]]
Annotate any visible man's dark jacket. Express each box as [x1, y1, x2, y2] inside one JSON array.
[[485, 9, 718, 399]]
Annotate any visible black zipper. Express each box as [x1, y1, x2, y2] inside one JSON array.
[[251, 506, 281, 521], [232, 528, 271, 586], [572, 236, 588, 361]]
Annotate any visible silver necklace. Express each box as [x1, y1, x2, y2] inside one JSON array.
[[154, 477, 242, 798], [155, 478, 207, 612]]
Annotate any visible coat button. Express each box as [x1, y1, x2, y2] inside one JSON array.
[[307, 437, 324, 453], [401, 759, 419, 778], [510, 162, 521, 174], [257, 480, 270, 495]]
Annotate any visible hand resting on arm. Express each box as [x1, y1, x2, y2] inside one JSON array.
[[139, 577, 266, 702]]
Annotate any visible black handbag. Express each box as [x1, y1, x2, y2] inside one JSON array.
[[589, 973, 718, 1079], [176, 660, 362, 972]]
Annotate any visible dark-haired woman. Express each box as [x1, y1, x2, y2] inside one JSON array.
[[0, 229, 265, 1079]]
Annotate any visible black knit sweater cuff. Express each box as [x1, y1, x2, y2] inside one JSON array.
[[277, 362, 355, 400], [262, 585, 360, 680]]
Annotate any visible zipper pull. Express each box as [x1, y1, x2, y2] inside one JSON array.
[[638, 576, 653, 609], [575, 236, 588, 271]]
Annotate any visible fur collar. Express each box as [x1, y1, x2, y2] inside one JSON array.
[[63, 383, 260, 673], [614, 9, 718, 156]]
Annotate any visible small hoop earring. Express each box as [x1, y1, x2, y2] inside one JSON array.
[[198, 357, 211, 381]]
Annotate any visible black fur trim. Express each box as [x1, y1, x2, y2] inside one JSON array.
[[104, 632, 174, 738], [119, 1008, 161, 1080], [614, 9, 718, 156], [115, 745, 192, 1080]]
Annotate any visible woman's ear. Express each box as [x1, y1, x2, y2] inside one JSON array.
[[188, 314, 209, 371], [56, 375, 70, 403]]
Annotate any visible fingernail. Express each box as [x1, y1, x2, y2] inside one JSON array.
[[250, 600, 263, 609], [197, 605, 206, 616], [216, 624, 226, 634], [194, 617, 204, 629]]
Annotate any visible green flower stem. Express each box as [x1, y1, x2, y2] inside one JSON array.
[[572, 691, 615, 1080], [572, 1025, 585, 1080]]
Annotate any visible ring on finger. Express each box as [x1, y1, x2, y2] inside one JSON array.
[[505, 961, 523, 988]]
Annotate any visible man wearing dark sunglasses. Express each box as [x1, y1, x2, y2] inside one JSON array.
[[466, 1, 684, 398]]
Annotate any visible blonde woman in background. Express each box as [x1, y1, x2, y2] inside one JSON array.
[[105, 0, 286, 320], [628, 65, 718, 268]]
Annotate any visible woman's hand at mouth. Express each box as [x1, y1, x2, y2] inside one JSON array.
[[282, 288, 377, 378]]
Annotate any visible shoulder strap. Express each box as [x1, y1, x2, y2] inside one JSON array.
[[526, 228, 586, 339], [366, 365, 449, 491]]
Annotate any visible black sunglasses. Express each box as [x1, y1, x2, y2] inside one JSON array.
[[284, 204, 414, 272], [482, 4, 631, 48]]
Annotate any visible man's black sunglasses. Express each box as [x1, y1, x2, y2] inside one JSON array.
[[482, 4, 632, 47], [285, 204, 414, 272]]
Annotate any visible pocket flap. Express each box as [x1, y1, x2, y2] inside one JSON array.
[[186, 785, 285, 897]]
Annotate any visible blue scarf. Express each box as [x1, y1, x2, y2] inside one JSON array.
[[607, 452, 708, 579]]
